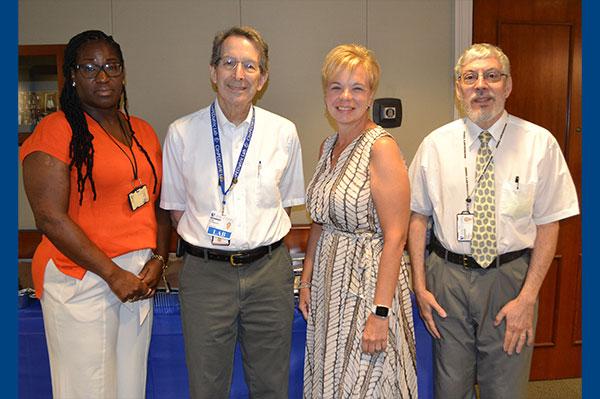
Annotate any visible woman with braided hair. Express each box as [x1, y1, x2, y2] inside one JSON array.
[[20, 30, 171, 398]]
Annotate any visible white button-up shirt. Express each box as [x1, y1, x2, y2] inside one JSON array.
[[409, 111, 579, 255], [161, 100, 305, 250]]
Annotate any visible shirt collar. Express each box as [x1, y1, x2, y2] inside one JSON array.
[[214, 98, 253, 133], [464, 110, 508, 149]]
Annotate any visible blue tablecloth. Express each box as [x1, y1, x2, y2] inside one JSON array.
[[19, 292, 433, 398]]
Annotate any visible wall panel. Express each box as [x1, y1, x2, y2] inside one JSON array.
[[18, 0, 455, 227], [369, 0, 454, 164]]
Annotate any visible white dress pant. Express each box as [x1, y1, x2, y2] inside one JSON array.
[[40, 249, 153, 399]]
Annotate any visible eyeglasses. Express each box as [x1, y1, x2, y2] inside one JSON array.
[[458, 69, 508, 85], [75, 62, 124, 79], [217, 56, 260, 74]]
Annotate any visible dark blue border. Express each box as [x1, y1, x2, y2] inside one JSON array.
[[10, 1, 589, 398], [5, 0, 18, 397], [582, 0, 594, 397]]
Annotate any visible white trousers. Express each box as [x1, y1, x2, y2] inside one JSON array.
[[40, 249, 154, 399]]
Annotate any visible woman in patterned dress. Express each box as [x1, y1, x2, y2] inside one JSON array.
[[299, 44, 418, 398]]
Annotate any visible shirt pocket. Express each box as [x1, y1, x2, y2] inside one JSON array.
[[499, 179, 535, 220], [255, 155, 286, 208]]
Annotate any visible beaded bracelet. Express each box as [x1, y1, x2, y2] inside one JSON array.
[[298, 281, 312, 289]]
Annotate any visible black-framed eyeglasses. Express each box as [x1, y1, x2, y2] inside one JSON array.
[[217, 56, 260, 74], [75, 62, 124, 79], [458, 69, 508, 85]]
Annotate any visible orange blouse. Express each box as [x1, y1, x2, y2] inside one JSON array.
[[19, 111, 163, 298]]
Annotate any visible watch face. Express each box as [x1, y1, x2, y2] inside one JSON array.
[[375, 306, 389, 317]]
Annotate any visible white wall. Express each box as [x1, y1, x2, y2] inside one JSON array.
[[18, 0, 456, 228]]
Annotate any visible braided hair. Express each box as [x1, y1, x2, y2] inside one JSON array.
[[60, 30, 158, 205]]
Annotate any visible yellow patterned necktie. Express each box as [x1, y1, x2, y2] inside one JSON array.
[[471, 131, 497, 268]]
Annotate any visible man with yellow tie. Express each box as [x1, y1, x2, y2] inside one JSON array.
[[407, 43, 579, 399]]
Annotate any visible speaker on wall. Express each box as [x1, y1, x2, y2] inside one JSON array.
[[372, 98, 402, 128]]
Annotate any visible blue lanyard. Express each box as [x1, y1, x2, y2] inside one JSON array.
[[210, 102, 255, 212]]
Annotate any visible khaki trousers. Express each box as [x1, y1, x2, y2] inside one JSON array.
[[426, 251, 536, 399]]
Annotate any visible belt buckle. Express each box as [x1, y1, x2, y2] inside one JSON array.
[[229, 253, 244, 266], [462, 255, 469, 269]]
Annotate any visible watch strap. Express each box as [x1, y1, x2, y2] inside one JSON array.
[[372, 304, 390, 318]]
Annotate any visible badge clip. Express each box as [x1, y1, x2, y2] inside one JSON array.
[[129, 185, 149, 211]]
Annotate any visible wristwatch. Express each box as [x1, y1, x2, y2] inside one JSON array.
[[372, 304, 390, 318]]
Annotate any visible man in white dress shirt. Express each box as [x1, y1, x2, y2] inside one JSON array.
[[407, 43, 579, 398], [161, 26, 305, 399]]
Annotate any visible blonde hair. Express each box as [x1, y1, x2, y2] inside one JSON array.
[[455, 43, 511, 79], [321, 44, 380, 93]]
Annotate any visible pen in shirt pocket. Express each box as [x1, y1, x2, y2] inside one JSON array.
[[258, 161, 262, 177], [515, 176, 519, 190]]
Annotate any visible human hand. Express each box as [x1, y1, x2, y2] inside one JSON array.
[[415, 289, 447, 339], [105, 267, 151, 303], [298, 287, 310, 320], [137, 257, 164, 296], [494, 297, 535, 355], [361, 314, 389, 354]]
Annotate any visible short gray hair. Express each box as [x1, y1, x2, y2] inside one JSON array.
[[454, 43, 510, 79], [210, 26, 269, 74]]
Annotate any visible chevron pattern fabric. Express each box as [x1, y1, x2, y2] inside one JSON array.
[[304, 127, 418, 398]]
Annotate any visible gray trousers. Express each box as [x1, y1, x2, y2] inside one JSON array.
[[426, 251, 537, 399], [179, 244, 295, 399]]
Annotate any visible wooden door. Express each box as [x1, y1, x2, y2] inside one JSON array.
[[473, 0, 581, 380]]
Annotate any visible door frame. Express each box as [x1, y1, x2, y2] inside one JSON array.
[[454, 0, 474, 119]]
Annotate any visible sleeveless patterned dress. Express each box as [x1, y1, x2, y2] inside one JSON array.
[[303, 126, 418, 398]]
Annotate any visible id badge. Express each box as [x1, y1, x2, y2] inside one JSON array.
[[128, 185, 149, 211], [207, 211, 233, 246], [456, 211, 474, 242]]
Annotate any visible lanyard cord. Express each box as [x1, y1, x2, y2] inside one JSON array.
[[91, 113, 140, 182], [210, 102, 256, 212], [462, 119, 508, 210]]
